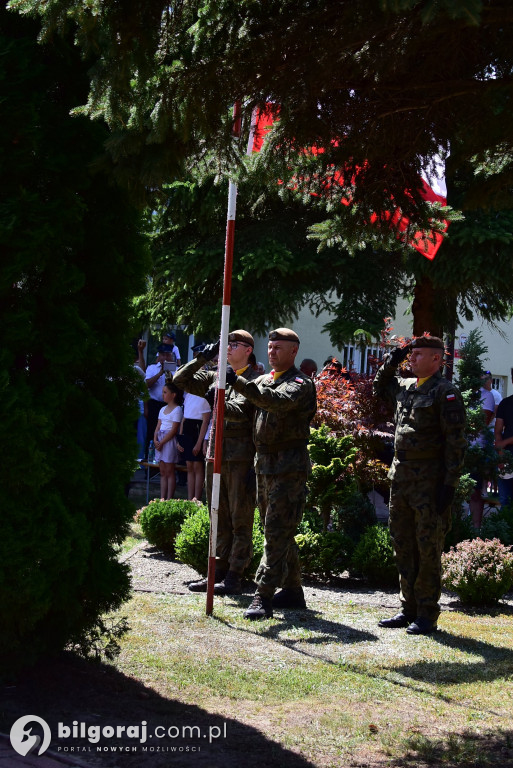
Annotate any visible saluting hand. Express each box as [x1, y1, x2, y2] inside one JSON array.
[[225, 365, 237, 385]]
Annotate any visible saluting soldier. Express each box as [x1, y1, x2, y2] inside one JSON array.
[[173, 330, 258, 595], [224, 328, 317, 620], [373, 335, 466, 635]]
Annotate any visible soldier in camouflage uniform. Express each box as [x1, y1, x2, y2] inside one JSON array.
[[173, 330, 259, 595], [373, 335, 466, 635], [225, 328, 317, 620]]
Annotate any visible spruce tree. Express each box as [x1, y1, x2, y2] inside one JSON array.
[[0, 7, 148, 670]]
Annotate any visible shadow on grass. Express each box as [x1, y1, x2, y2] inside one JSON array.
[[215, 607, 377, 669], [1, 652, 316, 768], [394, 630, 513, 687], [389, 728, 513, 767]]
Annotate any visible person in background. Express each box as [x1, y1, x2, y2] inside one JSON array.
[[178, 390, 211, 501], [481, 372, 501, 425], [469, 372, 496, 527], [133, 340, 147, 461], [162, 331, 181, 367], [300, 358, 318, 378], [154, 382, 184, 499], [145, 344, 174, 459], [494, 388, 513, 507], [134, 338, 147, 374]]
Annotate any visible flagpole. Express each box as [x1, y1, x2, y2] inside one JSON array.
[[206, 102, 249, 615]]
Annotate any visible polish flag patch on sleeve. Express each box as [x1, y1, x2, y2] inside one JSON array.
[[446, 393, 456, 401]]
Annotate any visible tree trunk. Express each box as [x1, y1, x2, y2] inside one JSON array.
[[412, 275, 443, 338]]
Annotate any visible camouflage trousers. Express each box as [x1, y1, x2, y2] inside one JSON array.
[[206, 460, 256, 575], [254, 471, 308, 598], [389, 462, 452, 622]]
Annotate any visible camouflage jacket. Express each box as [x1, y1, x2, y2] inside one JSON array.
[[229, 365, 317, 475], [173, 356, 257, 463], [373, 360, 466, 486]]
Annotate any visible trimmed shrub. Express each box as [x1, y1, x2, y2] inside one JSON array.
[[480, 515, 512, 546], [330, 490, 377, 543], [175, 507, 264, 578], [175, 504, 211, 576], [138, 499, 199, 552], [442, 538, 513, 606], [0, 10, 148, 672], [296, 530, 353, 578], [350, 524, 398, 586]]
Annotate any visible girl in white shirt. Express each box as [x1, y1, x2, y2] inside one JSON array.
[[154, 382, 184, 499]]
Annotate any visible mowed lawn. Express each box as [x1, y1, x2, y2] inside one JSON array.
[[109, 582, 513, 768]]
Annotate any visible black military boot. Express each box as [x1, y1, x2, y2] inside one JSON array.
[[378, 611, 415, 629], [188, 570, 225, 593], [272, 587, 307, 609], [406, 617, 438, 635], [243, 593, 273, 620], [213, 571, 242, 595]]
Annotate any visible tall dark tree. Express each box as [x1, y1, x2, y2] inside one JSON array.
[[138, 153, 513, 347], [0, 7, 148, 670], [138, 167, 403, 340], [15, 0, 513, 343], [11, 0, 513, 234]]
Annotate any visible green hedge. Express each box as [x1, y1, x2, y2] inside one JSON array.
[[139, 499, 200, 552], [296, 530, 353, 578], [350, 524, 398, 586], [175, 506, 264, 578], [0, 10, 148, 672]]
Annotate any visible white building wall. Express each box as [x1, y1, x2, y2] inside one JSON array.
[[253, 297, 513, 394]]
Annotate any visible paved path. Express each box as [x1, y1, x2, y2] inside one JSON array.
[[0, 734, 90, 768]]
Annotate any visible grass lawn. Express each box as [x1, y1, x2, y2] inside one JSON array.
[[104, 539, 513, 768], [4, 527, 512, 768]]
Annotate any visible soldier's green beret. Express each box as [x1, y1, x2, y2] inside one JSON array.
[[228, 329, 254, 347], [410, 335, 444, 350], [268, 328, 300, 344]]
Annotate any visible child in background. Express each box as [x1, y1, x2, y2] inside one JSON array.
[[154, 381, 184, 500]]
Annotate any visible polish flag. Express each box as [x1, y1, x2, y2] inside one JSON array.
[[249, 106, 448, 260]]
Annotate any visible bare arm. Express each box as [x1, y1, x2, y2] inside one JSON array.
[[193, 412, 211, 456], [494, 416, 513, 448], [136, 339, 147, 372]]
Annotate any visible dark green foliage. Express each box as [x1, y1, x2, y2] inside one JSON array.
[[14, 0, 513, 228], [330, 491, 378, 546], [479, 503, 513, 546], [139, 499, 198, 552], [0, 9, 148, 671], [307, 426, 359, 529], [295, 531, 353, 579], [444, 475, 476, 550], [174, 505, 211, 576], [68, 616, 130, 662], [175, 506, 264, 578], [457, 329, 489, 412], [480, 516, 512, 546], [455, 330, 503, 488], [299, 505, 325, 535], [14, 0, 513, 343], [350, 525, 398, 587]]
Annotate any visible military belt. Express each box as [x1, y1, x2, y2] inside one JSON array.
[[257, 439, 305, 454], [225, 428, 251, 438], [395, 449, 442, 461]]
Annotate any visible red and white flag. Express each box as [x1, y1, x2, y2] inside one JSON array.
[[250, 106, 448, 260]]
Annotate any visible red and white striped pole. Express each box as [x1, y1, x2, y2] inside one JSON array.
[[206, 103, 258, 614]]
